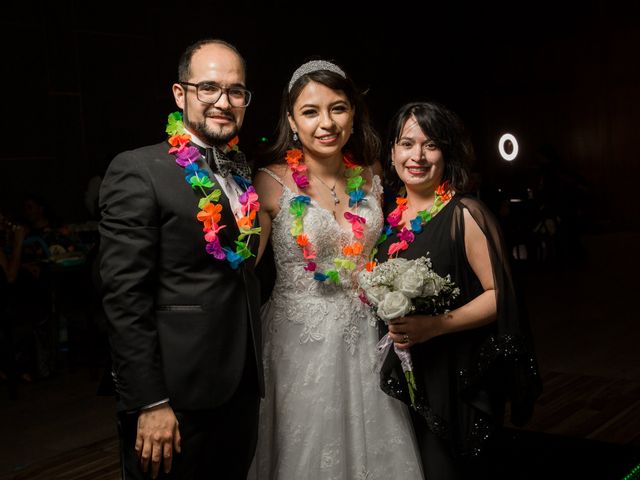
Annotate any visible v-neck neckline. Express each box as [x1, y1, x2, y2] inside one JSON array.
[[274, 180, 379, 239], [399, 193, 458, 233]]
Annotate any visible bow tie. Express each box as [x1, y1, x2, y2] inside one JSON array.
[[204, 146, 252, 179]]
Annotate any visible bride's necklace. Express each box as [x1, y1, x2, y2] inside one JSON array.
[[165, 111, 261, 269], [285, 148, 375, 283], [311, 169, 341, 208], [380, 181, 453, 258]]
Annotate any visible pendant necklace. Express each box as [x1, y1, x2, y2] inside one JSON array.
[[311, 168, 342, 216]]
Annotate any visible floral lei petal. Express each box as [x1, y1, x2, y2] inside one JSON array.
[[293, 194, 311, 204], [410, 217, 424, 233], [166, 111, 259, 269], [347, 176, 365, 190], [398, 227, 415, 243], [205, 238, 225, 260], [344, 165, 363, 178], [166, 112, 185, 136], [234, 241, 254, 259], [334, 258, 356, 270], [198, 189, 222, 209], [388, 240, 409, 256], [348, 190, 366, 207], [223, 248, 244, 269], [189, 175, 215, 189], [289, 200, 307, 217], [284, 148, 376, 284], [175, 147, 200, 167], [238, 226, 261, 241], [384, 182, 452, 258], [326, 271, 340, 283], [290, 218, 304, 236]]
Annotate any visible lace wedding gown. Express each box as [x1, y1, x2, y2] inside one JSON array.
[[250, 169, 423, 480]]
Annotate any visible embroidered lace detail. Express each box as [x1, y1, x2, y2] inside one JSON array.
[[250, 174, 424, 479], [267, 178, 383, 350]]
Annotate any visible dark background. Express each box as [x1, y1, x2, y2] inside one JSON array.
[[1, 1, 640, 477], [1, 0, 639, 232]]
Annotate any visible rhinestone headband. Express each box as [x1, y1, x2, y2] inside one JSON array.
[[288, 60, 346, 91]]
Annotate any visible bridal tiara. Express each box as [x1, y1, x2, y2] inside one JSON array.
[[288, 60, 346, 91]]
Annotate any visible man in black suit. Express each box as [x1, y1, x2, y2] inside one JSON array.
[[99, 39, 263, 479]]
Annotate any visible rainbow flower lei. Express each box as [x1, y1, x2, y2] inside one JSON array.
[[379, 182, 453, 258], [285, 148, 376, 283], [165, 111, 260, 269]]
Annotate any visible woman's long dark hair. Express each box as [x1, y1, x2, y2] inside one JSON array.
[[260, 66, 380, 168], [384, 102, 474, 194]]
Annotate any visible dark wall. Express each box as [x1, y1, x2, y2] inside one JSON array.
[[1, 1, 638, 230]]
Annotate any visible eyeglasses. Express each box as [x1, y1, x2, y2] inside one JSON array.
[[180, 81, 252, 107]]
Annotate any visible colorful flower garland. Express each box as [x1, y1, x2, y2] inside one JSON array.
[[285, 149, 376, 283], [165, 111, 261, 269], [379, 182, 453, 258]]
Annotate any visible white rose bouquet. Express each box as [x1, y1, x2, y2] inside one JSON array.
[[358, 256, 459, 407]]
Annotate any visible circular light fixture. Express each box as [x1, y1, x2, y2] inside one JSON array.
[[498, 133, 519, 161]]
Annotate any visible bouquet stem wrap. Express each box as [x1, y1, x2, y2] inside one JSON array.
[[360, 256, 460, 410], [376, 334, 417, 407]]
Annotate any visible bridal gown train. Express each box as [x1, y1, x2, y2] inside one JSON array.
[[250, 169, 423, 480]]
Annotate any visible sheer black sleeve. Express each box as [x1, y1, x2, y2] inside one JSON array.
[[455, 196, 542, 426]]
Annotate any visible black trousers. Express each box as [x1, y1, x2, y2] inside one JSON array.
[[118, 356, 259, 480]]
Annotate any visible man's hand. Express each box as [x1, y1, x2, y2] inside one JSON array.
[[135, 403, 181, 478]]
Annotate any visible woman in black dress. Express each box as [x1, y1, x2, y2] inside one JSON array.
[[377, 102, 541, 479]]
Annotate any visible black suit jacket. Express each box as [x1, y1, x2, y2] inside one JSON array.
[[99, 141, 263, 412]]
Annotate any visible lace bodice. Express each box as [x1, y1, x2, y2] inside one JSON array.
[[259, 168, 384, 351], [262, 168, 384, 297]]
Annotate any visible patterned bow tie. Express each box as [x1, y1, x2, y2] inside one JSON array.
[[205, 147, 252, 179]]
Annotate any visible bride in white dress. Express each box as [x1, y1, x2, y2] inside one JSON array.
[[251, 60, 423, 480]]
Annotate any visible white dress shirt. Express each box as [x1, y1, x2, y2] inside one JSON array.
[[188, 132, 244, 220]]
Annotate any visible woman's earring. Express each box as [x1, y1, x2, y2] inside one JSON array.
[[293, 132, 298, 142]]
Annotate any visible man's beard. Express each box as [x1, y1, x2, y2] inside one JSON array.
[[183, 105, 239, 146], [187, 118, 238, 146]]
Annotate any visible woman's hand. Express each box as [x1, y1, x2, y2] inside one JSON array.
[[387, 313, 448, 349]]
